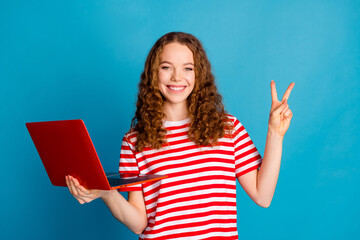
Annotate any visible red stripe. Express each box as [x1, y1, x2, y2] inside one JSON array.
[[145, 217, 237, 235], [144, 227, 238, 240], [148, 209, 237, 228], [165, 130, 188, 139], [138, 150, 235, 172], [165, 123, 190, 131], [236, 154, 261, 168], [119, 114, 262, 239], [119, 162, 138, 167], [235, 148, 259, 162], [146, 192, 236, 215], [141, 159, 235, 176], [235, 138, 253, 151], [202, 236, 239, 240], [236, 163, 261, 178], [145, 184, 235, 212], [144, 173, 235, 197]]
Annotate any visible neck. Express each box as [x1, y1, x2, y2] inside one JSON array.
[[163, 102, 189, 121]]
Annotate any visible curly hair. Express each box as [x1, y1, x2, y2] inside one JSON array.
[[131, 32, 232, 152]]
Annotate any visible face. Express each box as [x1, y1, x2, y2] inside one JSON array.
[[158, 42, 195, 108]]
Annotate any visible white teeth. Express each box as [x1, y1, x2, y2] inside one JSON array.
[[168, 86, 186, 91]]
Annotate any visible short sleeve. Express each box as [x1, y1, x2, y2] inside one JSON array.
[[118, 136, 142, 192], [232, 117, 262, 178]]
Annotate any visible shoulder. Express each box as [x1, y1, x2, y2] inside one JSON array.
[[225, 113, 241, 127], [122, 129, 138, 148], [224, 113, 247, 138]]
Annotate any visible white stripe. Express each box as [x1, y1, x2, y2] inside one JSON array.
[[120, 149, 134, 155], [234, 143, 256, 156], [119, 157, 138, 163], [119, 166, 138, 172], [235, 151, 259, 164], [148, 205, 237, 222], [137, 141, 193, 157], [145, 187, 236, 210], [163, 118, 191, 127], [160, 231, 239, 240], [127, 135, 137, 144], [143, 170, 235, 193], [139, 154, 234, 173], [141, 222, 237, 239], [144, 179, 162, 191], [148, 213, 237, 231], [150, 196, 236, 217], [147, 180, 235, 201], [236, 158, 262, 175], [143, 161, 234, 178], [233, 122, 243, 132], [235, 136, 252, 149], [165, 134, 189, 143], [137, 143, 234, 164], [166, 127, 189, 135]]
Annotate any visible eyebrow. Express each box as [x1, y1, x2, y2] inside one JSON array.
[[160, 61, 194, 66]]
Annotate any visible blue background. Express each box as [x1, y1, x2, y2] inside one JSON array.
[[1, 0, 359, 239]]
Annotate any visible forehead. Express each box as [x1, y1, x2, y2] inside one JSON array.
[[160, 42, 194, 63]]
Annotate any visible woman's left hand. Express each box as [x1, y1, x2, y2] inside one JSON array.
[[268, 80, 295, 137]]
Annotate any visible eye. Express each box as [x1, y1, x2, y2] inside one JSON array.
[[161, 66, 171, 70], [185, 67, 193, 71]]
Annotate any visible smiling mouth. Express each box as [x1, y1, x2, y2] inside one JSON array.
[[167, 85, 186, 92]]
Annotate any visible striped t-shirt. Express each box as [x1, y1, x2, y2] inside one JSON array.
[[119, 115, 262, 240]]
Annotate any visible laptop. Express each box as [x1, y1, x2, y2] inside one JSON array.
[[26, 119, 167, 190]]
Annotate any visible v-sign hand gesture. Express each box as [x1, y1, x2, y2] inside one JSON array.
[[269, 80, 295, 137]]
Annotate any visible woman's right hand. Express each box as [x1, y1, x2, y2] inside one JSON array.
[[65, 175, 110, 204]]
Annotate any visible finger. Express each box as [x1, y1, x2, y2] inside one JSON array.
[[283, 109, 293, 127], [65, 176, 74, 194], [72, 176, 81, 187], [272, 99, 288, 116], [270, 80, 278, 103], [72, 180, 90, 198], [71, 177, 91, 195], [65, 175, 69, 187], [66, 175, 76, 195], [66, 176, 88, 204], [74, 196, 86, 204], [284, 108, 293, 119], [280, 100, 289, 120], [68, 176, 81, 196], [280, 99, 289, 115], [78, 185, 90, 195], [282, 82, 295, 101], [75, 193, 94, 204]]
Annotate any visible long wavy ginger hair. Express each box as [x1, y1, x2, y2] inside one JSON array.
[[131, 32, 232, 152]]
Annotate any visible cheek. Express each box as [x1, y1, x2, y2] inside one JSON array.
[[157, 72, 167, 92], [186, 72, 196, 86], [158, 70, 170, 82]]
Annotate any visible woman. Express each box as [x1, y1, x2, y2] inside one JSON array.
[[66, 32, 294, 239]]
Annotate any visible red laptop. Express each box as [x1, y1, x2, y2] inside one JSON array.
[[26, 119, 166, 190]]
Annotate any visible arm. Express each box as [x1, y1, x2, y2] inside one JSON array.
[[101, 190, 148, 234], [238, 80, 294, 208], [66, 176, 147, 234]]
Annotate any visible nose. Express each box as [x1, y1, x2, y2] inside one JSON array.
[[171, 69, 182, 82]]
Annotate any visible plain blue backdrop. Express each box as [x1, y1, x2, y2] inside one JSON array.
[[1, 0, 359, 239]]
